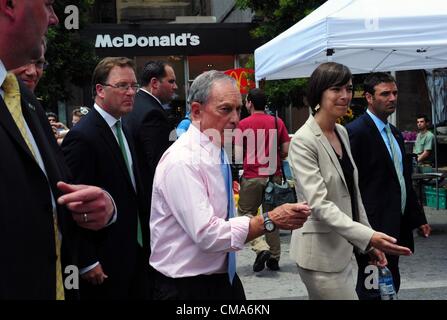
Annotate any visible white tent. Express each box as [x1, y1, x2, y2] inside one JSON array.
[[254, 0, 447, 80]]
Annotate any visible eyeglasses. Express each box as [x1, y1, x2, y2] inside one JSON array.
[[102, 82, 140, 92], [28, 60, 49, 70]]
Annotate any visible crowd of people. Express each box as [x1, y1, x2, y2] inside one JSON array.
[[0, 0, 432, 301]]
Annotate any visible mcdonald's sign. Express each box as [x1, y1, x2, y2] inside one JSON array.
[[224, 68, 255, 94]]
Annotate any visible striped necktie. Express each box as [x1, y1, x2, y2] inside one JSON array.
[[2, 73, 64, 300], [115, 120, 143, 246], [220, 148, 236, 284], [385, 124, 406, 214]]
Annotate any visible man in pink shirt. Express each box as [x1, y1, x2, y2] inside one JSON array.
[[149, 70, 311, 300], [236, 88, 291, 272]]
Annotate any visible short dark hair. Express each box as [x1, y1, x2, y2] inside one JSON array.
[[247, 88, 267, 111], [46, 112, 58, 121], [140, 60, 168, 86], [363, 72, 396, 95], [417, 114, 430, 122], [91, 57, 135, 97], [306, 62, 352, 112]]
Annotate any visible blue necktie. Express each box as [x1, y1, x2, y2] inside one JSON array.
[[385, 124, 406, 214], [220, 148, 236, 284]]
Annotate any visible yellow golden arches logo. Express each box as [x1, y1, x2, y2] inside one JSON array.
[[224, 68, 255, 94]]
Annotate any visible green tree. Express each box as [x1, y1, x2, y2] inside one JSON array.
[[36, 0, 98, 112], [236, 0, 326, 110]]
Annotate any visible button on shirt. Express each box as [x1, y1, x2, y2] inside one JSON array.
[[149, 124, 250, 278]]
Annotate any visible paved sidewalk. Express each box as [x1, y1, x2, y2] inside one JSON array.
[[237, 208, 447, 300]]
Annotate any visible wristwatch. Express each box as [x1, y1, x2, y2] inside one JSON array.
[[262, 211, 276, 233]]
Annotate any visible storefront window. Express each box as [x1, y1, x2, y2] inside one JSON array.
[[188, 55, 235, 82]]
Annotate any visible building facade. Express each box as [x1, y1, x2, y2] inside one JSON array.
[[75, 0, 258, 125]]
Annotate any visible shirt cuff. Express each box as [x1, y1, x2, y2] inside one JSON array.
[[103, 189, 117, 226], [79, 262, 99, 275], [229, 216, 251, 251]]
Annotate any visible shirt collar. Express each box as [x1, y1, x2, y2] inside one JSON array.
[[94, 103, 121, 129], [188, 123, 222, 161], [0, 60, 7, 90], [367, 109, 388, 133], [139, 88, 162, 106]]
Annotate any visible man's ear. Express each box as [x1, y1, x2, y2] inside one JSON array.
[[95, 84, 106, 99], [150, 77, 159, 90], [0, 0, 15, 17], [365, 92, 373, 105], [190, 102, 202, 121]]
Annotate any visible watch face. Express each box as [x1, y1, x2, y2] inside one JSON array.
[[265, 221, 275, 232]]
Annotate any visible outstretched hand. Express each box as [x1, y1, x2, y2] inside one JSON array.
[[269, 202, 311, 230], [57, 181, 114, 230], [370, 232, 412, 256]]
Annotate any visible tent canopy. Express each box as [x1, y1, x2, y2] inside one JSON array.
[[254, 0, 447, 80]]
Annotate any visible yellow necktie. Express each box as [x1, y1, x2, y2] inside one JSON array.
[[2, 73, 36, 158], [2, 73, 65, 300]]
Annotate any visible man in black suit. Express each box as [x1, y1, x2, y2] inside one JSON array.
[[346, 72, 431, 300], [124, 61, 178, 205], [0, 0, 116, 300], [62, 57, 150, 299]]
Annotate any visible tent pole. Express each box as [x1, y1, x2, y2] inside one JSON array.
[[424, 70, 440, 209]]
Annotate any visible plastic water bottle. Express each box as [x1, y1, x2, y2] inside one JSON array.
[[378, 266, 398, 300]]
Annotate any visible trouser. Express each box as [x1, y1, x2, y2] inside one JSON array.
[[355, 252, 400, 300], [298, 259, 358, 300], [152, 270, 246, 300], [237, 176, 281, 260]]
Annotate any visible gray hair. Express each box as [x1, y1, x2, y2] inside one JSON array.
[[187, 70, 237, 107]]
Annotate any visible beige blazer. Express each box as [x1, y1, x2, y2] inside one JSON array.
[[289, 116, 374, 273]]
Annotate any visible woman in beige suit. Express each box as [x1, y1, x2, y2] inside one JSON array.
[[288, 62, 411, 300]]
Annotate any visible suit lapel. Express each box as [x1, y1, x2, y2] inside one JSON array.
[[307, 117, 348, 190], [0, 96, 37, 163], [93, 109, 136, 192], [145, 91, 169, 120], [21, 93, 61, 186]]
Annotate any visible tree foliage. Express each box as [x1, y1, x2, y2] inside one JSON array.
[[36, 0, 98, 111], [235, 0, 326, 109]]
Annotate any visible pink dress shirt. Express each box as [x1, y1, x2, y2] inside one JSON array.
[[149, 124, 250, 278]]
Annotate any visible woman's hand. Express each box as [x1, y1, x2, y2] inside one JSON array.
[[367, 247, 387, 267], [369, 232, 412, 256]]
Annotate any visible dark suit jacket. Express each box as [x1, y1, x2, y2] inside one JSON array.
[[346, 113, 427, 251], [0, 78, 77, 299], [123, 90, 175, 243], [61, 108, 148, 298]]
